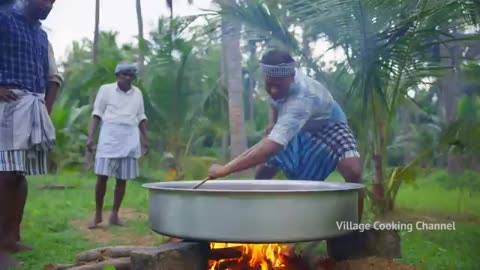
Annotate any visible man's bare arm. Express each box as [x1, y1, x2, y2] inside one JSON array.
[[45, 82, 59, 114], [138, 119, 149, 155], [87, 116, 101, 152], [45, 41, 63, 114], [208, 138, 283, 178]]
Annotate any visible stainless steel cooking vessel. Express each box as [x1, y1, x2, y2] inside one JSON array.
[[143, 180, 364, 243]]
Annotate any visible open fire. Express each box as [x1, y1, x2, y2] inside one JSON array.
[[208, 243, 291, 270]]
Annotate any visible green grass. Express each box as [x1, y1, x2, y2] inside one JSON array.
[[396, 171, 480, 216], [9, 170, 480, 269], [398, 223, 480, 270], [394, 171, 480, 270], [13, 172, 157, 269]]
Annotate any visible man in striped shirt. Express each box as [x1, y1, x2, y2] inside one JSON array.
[[0, 0, 59, 267]]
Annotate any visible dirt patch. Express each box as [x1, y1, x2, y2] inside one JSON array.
[[335, 256, 417, 270], [70, 208, 168, 246]]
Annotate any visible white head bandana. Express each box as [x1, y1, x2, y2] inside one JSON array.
[[260, 62, 296, 78], [115, 63, 138, 75]]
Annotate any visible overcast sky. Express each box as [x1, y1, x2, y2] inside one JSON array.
[[43, 0, 213, 62], [42, 0, 341, 65]]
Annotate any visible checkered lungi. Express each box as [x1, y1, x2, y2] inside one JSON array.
[[0, 149, 48, 175], [94, 157, 139, 180], [266, 121, 360, 181], [0, 90, 54, 176]]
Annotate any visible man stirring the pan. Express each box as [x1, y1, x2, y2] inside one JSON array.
[[208, 50, 364, 261], [208, 49, 363, 213]]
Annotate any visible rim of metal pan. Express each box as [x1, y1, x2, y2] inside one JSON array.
[[142, 180, 365, 193]]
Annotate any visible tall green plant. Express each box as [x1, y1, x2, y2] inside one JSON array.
[[142, 17, 223, 179]]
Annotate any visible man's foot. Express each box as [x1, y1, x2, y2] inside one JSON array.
[[88, 214, 102, 229], [108, 214, 124, 226], [0, 251, 23, 269]]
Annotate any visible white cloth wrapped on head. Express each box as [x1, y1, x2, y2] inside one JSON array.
[[115, 63, 138, 75], [260, 62, 296, 78]]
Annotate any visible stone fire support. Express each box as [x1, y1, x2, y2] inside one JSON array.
[[329, 226, 401, 261]]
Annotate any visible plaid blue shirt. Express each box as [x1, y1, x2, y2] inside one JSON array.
[[268, 70, 347, 146], [0, 7, 49, 94]]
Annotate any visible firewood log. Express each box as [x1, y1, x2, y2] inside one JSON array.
[[43, 263, 80, 270], [75, 246, 155, 262], [66, 257, 131, 270], [209, 246, 244, 261], [227, 259, 251, 270], [217, 259, 240, 270]]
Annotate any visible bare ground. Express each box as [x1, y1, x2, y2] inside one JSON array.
[[70, 208, 168, 246]]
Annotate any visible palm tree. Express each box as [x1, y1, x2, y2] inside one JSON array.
[[165, 0, 194, 18], [143, 17, 224, 179], [166, 0, 249, 166], [136, 0, 145, 79], [93, 0, 100, 64], [221, 16, 249, 162], [83, 0, 102, 170]]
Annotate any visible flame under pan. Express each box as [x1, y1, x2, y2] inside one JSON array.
[[143, 180, 364, 243]]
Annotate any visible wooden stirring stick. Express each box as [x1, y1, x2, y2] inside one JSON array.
[[192, 143, 259, 189]]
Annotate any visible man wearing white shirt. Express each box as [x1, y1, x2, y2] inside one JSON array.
[[87, 63, 149, 229]]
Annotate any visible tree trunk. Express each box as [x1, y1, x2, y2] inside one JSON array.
[[220, 38, 230, 163], [174, 146, 185, 180], [439, 39, 464, 174], [373, 153, 386, 214], [372, 117, 386, 215], [221, 132, 229, 162], [221, 16, 248, 164], [136, 0, 145, 79], [400, 106, 410, 165], [93, 0, 100, 64], [83, 0, 101, 171]]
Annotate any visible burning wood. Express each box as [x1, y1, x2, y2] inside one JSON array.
[[209, 246, 245, 261], [216, 259, 242, 270], [208, 243, 293, 270]]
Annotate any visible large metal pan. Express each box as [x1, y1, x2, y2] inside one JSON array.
[[143, 180, 364, 243]]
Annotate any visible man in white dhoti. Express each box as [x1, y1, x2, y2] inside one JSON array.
[[87, 63, 149, 229]]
